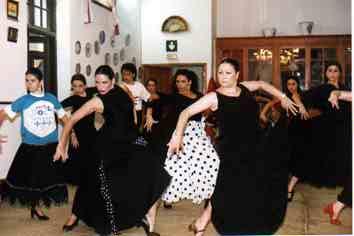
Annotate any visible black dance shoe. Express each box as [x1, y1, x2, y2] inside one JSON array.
[[30, 208, 50, 221], [163, 202, 172, 209], [62, 218, 79, 232], [140, 217, 160, 236]]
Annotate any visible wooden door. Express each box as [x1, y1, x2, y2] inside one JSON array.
[[142, 66, 173, 94]]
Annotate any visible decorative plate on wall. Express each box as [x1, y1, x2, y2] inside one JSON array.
[[105, 52, 111, 65], [75, 41, 81, 54], [113, 52, 119, 65], [85, 42, 92, 57], [132, 56, 137, 65], [111, 36, 116, 48], [119, 48, 125, 61], [161, 15, 189, 33], [94, 40, 100, 54], [75, 63, 81, 74], [86, 64, 92, 76], [125, 34, 131, 47], [99, 30, 106, 44]]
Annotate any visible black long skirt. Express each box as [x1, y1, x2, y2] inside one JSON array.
[[2, 143, 68, 208], [73, 142, 171, 235]]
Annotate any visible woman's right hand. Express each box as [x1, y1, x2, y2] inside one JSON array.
[[167, 133, 183, 157], [280, 96, 298, 116], [70, 132, 79, 149], [53, 143, 68, 162]]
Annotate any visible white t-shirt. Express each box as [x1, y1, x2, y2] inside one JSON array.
[[121, 81, 150, 111]]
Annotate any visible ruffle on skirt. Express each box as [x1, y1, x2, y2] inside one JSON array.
[[1, 143, 68, 208]]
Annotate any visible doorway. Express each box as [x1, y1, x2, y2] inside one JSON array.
[[141, 63, 207, 94], [28, 31, 57, 95]]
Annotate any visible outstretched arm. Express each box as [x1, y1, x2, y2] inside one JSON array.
[[328, 90, 352, 109], [54, 97, 103, 162], [241, 81, 298, 115], [168, 92, 217, 155]]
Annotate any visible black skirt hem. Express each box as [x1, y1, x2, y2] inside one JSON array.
[[1, 181, 68, 208]]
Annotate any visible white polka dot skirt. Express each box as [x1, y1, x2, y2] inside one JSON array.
[[162, 120, 220, 204]]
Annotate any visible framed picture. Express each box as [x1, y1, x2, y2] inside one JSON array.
[[7, 27, 18, 43], [92, 0, 113, 11], [7, 0, 19, 21]]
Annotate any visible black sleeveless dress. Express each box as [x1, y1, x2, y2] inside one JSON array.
[[74, 86, 171, 235], [211, 85, 288, 235]]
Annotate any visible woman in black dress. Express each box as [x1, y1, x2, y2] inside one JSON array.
[[286, 62, 352, 192], [167, 58, 297, 235], [61, 74, 97, 185], [60, 74, 99, 231], [54, 65, 170, 236]]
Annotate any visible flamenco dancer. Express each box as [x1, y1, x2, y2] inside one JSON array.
[[167, 58, 297, 235], [54, 65, 170, 236]]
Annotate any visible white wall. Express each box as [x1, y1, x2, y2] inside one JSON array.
[[0, 0, 27, 101], [57, 0, 141, 100], [141, 0, 213, 80], [217, 0, 351, 37], [0, 1, 27, 178]]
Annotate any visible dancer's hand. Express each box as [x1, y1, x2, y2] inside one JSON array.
[[281, 96, 298, 116], [298, 104, 310, 120], [0, 135, 8, 155], [328, 91, 340, 110], [70, 131, 79, 149], [167, 133, 183, 156], [53, 144, 68, 162], [144, 115, 155, 132]]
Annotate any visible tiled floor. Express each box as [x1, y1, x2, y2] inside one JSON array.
[[0, 183, 351, 236]]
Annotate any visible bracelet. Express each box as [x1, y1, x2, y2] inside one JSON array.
[[281, 93, 286, 99]]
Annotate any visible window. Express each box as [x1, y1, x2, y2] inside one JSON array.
[[28, 0, 55, 32]]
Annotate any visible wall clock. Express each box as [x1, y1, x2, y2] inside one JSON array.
[[161, 16, 189, 33]]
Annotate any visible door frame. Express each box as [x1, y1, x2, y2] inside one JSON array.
[[141, 63, 208, 93]]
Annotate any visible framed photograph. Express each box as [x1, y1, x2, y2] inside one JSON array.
[[7, 27, 18, 43], [92, 0, 113, 11], [7, 0, 19, 21]]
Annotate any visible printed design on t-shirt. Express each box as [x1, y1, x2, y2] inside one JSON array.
[[23, 100, 57, 138]]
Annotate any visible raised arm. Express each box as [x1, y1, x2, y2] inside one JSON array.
[[54, 97, 103, 162], [241, 81, 298, 115], [168, 92, 217, 155]]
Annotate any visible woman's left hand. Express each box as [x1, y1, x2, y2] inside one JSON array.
[[53, 144, 68, 162], [281, 96, 298, 116], [167, 133, 183, 157], [144, 114, 155, 132]]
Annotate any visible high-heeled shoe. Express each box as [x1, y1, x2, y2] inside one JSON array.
[[323, 203, 341, 225], [288, 191, 295, 202], [188, 220, 206, 234], [30, 208, 50, 221], [139, 217, 160, 236], [62, 218, 79, 232]]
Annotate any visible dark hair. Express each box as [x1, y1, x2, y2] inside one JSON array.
[[26, 67, 43, 81], [71, 73, 87, 85], [145, 78, 158, 86], [172, 69, 199, 94], [325, 61, 343, 75], [95, 65, 115, 80], [121, 63, 137, 81], [220, 58, 240, 72], [284, 76, 302, 97]]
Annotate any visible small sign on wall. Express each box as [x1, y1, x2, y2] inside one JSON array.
[[166, 40, 177, 52]]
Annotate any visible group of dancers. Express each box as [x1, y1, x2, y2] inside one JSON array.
[[0, 59, 351, 236]]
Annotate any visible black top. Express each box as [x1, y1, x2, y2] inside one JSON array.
[[97, 86, 138, 145], [61, 89, 97, 142]]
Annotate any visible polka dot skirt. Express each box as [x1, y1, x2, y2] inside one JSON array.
[[161, 120, 220, 204]]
